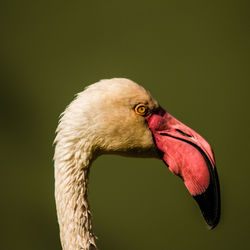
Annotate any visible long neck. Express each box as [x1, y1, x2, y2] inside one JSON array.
[[54, 138, 97, 250]]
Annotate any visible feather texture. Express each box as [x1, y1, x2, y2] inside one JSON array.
[[54, 78, 159, 249]]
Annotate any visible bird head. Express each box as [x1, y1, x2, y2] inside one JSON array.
[[60, 78, 220, 229]]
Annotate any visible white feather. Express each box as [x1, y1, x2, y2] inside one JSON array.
[[54, 78, 159, 249]]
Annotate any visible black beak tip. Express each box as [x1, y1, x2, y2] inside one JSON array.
[[193, 177, 221, 230]]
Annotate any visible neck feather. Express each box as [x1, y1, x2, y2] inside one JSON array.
[[54, 133, 97, 250]]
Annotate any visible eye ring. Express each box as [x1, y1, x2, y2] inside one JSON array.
[[135, 104, 149, 116]]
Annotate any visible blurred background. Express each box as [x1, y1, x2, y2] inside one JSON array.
[[1, 0, 249, 249]]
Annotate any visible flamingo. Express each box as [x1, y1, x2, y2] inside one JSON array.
[[54, 78, 220, 250]]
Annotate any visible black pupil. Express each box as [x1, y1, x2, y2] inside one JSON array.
[[140, 107, 145, 112]]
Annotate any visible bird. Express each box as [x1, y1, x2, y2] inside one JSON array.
[[54, 78, 220, 250]]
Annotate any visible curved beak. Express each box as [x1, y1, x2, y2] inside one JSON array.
[[146, 107, 220, 229]]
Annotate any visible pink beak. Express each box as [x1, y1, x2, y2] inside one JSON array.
[[146, 107, 220, 229]]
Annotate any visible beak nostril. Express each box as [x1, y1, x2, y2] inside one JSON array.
[[176, 129, 192, 138]]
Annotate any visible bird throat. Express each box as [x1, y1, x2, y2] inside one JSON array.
[[54, 143, 97, 250]]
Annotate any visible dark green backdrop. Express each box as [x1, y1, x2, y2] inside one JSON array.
[[1, 1, 249, 249]]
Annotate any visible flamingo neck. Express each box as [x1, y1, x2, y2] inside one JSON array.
[[54, 139, 97, 250]]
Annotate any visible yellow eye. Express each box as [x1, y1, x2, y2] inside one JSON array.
[[135, 104, 149, 116]]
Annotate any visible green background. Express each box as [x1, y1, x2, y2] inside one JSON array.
[[1, 0, 249, 249]]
